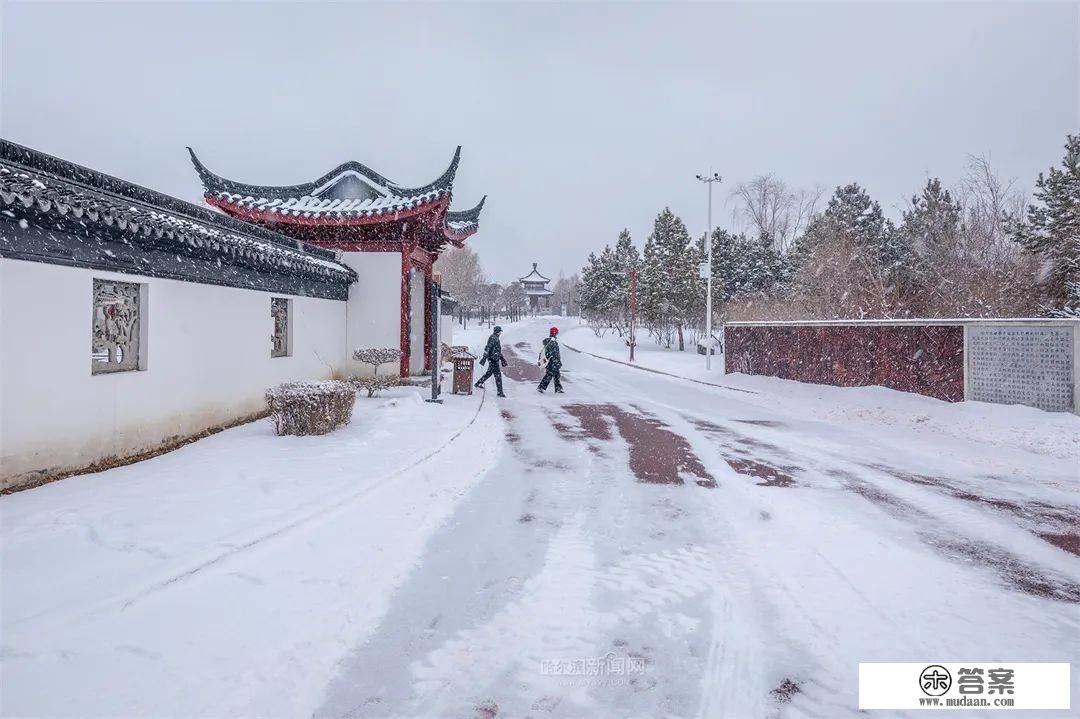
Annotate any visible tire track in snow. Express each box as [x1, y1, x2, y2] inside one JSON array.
[[582, 356, 1080, 602], [403, 519, 718, 718], [561, 340, 759, 395]]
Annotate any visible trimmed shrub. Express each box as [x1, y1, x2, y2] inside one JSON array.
[[351, 373, 400, 398], [351, 347, 403, 397], [265, 380, 356, 436]]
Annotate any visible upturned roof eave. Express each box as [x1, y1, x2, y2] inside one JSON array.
[[188, 146, 461, 203]]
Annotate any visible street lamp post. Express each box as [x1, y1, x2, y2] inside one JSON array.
[[695, 171, 721, 370], [426, 275, 443, 404], [629, 265, 637, 362]]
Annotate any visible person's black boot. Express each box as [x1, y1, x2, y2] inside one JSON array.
[[497, 391, 506, 398], [554, 388, 564, 394]]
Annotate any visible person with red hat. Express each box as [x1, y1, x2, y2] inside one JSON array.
[[537, 326, 564, 393]]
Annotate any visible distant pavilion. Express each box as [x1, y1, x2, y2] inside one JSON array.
[[519, 263, 553, 312]]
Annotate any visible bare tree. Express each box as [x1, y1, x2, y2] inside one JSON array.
[[958, 155, 1026, 263], [551, 271, 582, 315], [730, 174, 823, 253], [502, 282, 526, 320], [434, 246, 484, 311]]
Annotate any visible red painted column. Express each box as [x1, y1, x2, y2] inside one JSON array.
[[423, 260, 433, 373], [399, 245, 411, 377]]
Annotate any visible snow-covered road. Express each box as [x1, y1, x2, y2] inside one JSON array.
[[3, 317, 1077, 718]]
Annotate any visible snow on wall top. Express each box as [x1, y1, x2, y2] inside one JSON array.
[[0, 139, 355, 282]]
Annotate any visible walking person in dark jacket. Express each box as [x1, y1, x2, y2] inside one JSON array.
[[537, 326, 564, 393], [475, 325, 507, 397]]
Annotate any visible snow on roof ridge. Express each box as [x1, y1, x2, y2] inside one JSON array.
[[0, 157, 352, 278]]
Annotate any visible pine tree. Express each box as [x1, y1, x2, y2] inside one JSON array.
[[793, 183, 900, 265], [789, 183, 915, 316], [611, 229, 641, 331], [897, 178, 963, 313], [578, 251, 604, 322], [579, 237, 632, 332], [1011, 134, 1080, 317], [639, 208, 700, 349], [699, 228, 783, 310]]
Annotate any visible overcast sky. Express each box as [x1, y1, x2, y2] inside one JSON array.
[[2, 2, 1076, 282]]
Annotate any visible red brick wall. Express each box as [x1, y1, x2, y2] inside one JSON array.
[[724, 324, 965, 402]]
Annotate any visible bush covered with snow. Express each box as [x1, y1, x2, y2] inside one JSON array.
[[351, 347, 402, 397], [351, 374, 400, 398], [352, 347, 403, 367], [265, 380, 356, 436]]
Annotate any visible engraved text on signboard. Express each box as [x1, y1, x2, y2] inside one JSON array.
[[968, 326, 1074, 412]]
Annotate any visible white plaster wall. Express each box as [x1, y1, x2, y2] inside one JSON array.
[[0, 259, 347, 488], [340, 251, 401, 376], [408, 270, 425, 375]]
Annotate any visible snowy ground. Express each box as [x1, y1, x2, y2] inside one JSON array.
[[2, 316, 1077, 718]]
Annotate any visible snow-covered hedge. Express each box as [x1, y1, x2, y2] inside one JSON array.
[[265, 380, 356, 436], [351, 347, 402, 397]]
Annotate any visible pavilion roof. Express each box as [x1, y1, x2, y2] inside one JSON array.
[[444, 196, 486, 240], [187, 146, 457, 204], [519, 263, 550, 283], [188, 147, 484, 244]]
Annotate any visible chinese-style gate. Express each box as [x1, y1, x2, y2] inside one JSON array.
[[188, 147, 484, 376]]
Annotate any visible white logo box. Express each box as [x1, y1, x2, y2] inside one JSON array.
[[859, 663, 1070, 711]]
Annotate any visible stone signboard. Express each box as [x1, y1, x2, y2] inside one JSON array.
[[967, 325, 1075, 412]]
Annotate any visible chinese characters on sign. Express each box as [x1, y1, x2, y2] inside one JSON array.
[[859, 662, 1068, 711], [968, 326, 1074, 412], [540, 653, 646, 677], [957, 667, 1015, 695]]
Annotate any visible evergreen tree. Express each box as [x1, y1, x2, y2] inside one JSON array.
[[901, 178, 962, 261], [611, 229, 641, 330], [702, 229, 783, 306], [1011, 134, 1080, 317], [897, 178, 963, 312], [789, 183, 915, 315], [578, 251, 605, 321], [579, 239, 631, 331], [793, 183, 899, 265], [639, 208, 700, 349]]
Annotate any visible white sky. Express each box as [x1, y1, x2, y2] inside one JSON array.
[[2, 1, 1077, 282]]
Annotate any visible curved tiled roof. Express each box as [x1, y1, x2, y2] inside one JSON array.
[[519, 263, 550, 283], [0, 140, 354, 282], [444, 195, 486, 237], [189, 147, 461, 221]]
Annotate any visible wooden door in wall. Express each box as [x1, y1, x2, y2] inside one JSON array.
[[408, 268, 425, 375]]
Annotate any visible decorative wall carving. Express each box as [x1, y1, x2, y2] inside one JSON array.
[[92, 279, 141, 374], [271, 297, 290, 358]]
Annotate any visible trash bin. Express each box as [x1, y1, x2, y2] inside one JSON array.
[[452, 350, 477, 395]]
